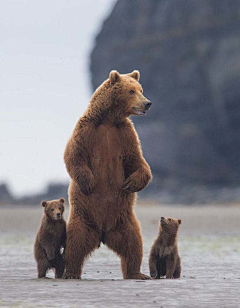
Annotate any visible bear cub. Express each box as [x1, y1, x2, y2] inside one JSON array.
[[149, 217, 181, 279], [34, 198, 66, 278]]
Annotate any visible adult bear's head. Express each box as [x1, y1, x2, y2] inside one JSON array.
[[89, 70, 152, 124]]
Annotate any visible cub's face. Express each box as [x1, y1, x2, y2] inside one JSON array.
[[109, 70, 152, 117], [160, 217, 181, 234], [41, 198, 65, 221]]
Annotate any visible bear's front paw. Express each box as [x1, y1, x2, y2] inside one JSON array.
[[123, 168, 152, 192], [123, 177, 139, 193]]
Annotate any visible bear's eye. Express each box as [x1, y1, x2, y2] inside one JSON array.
[[168, 218, 171, 221], [59, 207, 61, 210], [129, 90, 135, 95], [51, 208, 54, 211]]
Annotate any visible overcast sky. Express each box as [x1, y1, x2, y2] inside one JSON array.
[[0, 0, 116, 196]]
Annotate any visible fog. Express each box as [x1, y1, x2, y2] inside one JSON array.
[[0, 0, 116, 196]]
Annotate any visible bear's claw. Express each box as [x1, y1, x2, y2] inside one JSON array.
[[126, 273, 152, 280], [63, 273, 81, 279], [123, 179, 138, 192]]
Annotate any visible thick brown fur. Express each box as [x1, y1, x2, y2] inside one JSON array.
[[64, 70, 152, 279], [149, 217, 181, 279], [34, 198, 66, 278]]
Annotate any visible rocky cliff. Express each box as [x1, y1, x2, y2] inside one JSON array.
[[90, 0, 240, 202]]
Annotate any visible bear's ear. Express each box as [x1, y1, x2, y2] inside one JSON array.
[[59, 197, 65, 203], [109, 70, 121, 85], [129, 70, 140, 81], [41, 200, 47, 207], [178, 219, 182, 225]]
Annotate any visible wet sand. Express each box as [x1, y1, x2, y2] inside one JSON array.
[[0, 204, 240, 307]]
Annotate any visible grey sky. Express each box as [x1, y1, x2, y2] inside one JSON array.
[[0, 0, 116, 196]]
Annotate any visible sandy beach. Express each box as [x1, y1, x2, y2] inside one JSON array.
[[0, 203, 240, 307]]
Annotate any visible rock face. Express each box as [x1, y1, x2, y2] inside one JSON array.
[[0, 182, 68, 206], [0, 183, 15, 205], [90, 0, 240, 200]]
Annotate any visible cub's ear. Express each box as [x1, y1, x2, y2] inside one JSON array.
[[41, 200, 47, 207], [109, 70, 121, 85], [178, 219, 182, 225], [59, 197, 65, 203], [129, 70, 140, 81]]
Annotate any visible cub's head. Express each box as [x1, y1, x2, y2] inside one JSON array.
[[160, 217, 181, 235], [108, 70, 152, 118], [41, 198, 65, 221]]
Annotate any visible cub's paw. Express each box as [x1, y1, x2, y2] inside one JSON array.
[[150, 271, 158, 279], [63, 272, 81, 279], [126, 273, 152, 280]]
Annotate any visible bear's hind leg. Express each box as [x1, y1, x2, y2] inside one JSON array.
[[37, 258, 49, 278], [105, 214, 150, 280], [158, 258, 166, 278], [173, 256, 181, 279], [54, 253, 65, 278], [149, 248, 158, 279], [166, 254, 176, 279], [64, 216, 100, 279]]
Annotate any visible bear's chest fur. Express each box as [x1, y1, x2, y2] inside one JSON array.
[[40, 220, 65, 248], [90, 124, 125, 187], [159, 245, 174, 258]]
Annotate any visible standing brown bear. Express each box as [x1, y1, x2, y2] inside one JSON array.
[[64, 70, 152, 279], [34, 198, 66, 278], [149, 217, 182, 279]]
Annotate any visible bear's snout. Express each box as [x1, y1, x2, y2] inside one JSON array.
[[56, 212, 61, 219], [160, 217, 166, 224], [144, 101, 152, 111]]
